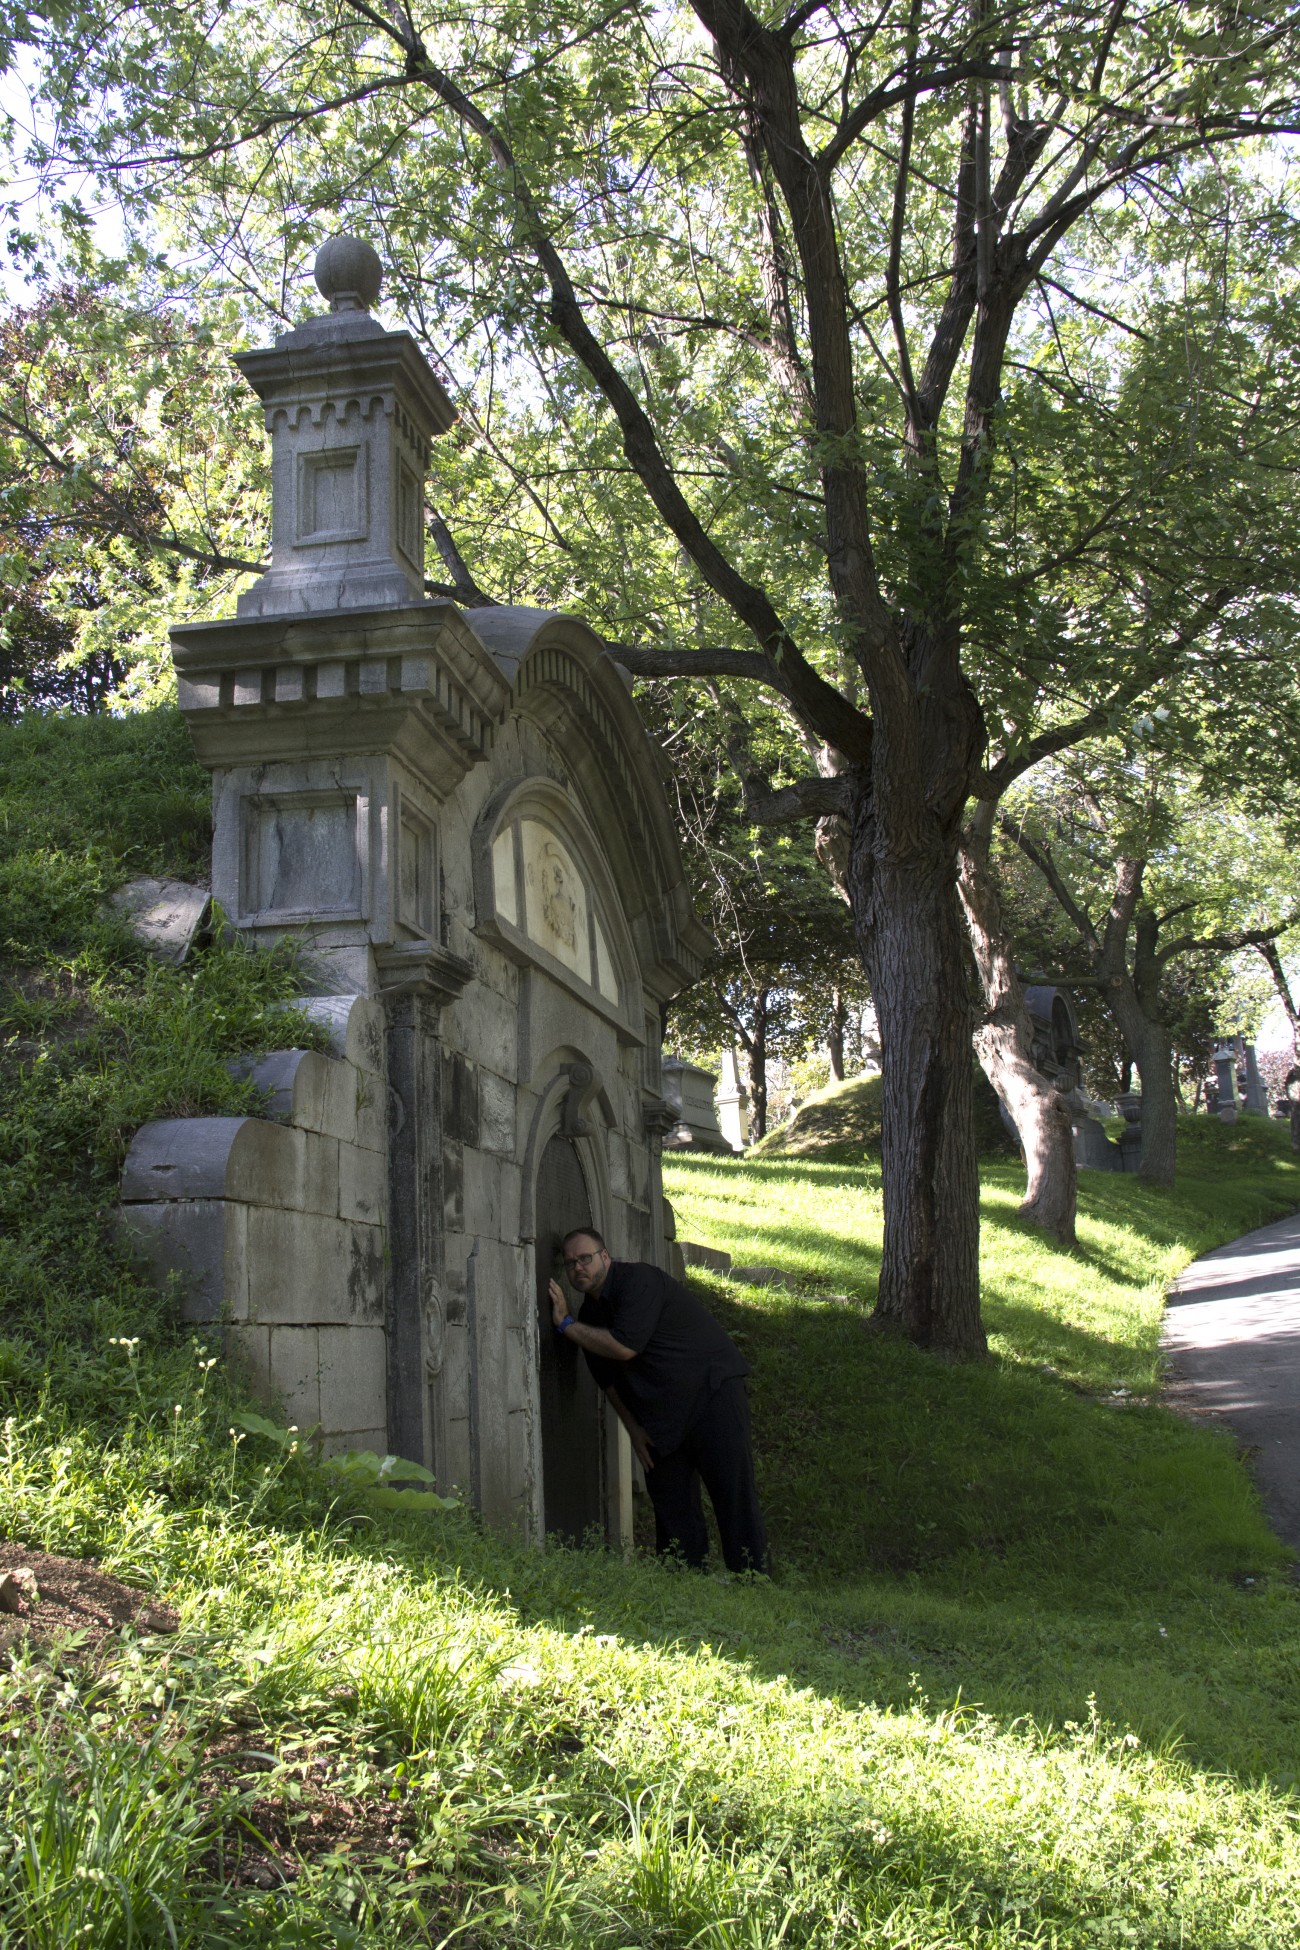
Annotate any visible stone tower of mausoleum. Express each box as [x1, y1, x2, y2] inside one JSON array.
[[119, 237, 710, 1549]]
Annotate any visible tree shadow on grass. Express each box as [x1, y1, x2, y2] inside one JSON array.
[[465, 1272, 1299, 1789]]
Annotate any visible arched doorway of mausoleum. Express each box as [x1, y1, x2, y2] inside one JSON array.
[[533, 1133, 606, 1545]]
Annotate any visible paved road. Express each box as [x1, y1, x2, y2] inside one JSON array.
[[1164, 1210, 1300, 1555]]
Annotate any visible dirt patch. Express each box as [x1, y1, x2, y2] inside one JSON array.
[[199, 1743, 421, 1891], [0, 1541, 179, 1661]]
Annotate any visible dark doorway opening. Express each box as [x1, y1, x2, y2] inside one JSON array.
[[534, 1133, 605, 1545]]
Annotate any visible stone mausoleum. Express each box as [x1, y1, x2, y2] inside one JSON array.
[[119, 237, 710, 1549]]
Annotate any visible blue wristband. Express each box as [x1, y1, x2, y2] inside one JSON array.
[[557, 1314, 575, 1334]]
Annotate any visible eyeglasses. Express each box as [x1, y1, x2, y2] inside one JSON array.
[[563, 1250, 602, 1272]]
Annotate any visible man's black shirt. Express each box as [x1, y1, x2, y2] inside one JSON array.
[[578, 1260, 749, 1452]]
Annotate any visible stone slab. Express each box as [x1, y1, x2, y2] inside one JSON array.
[[288, 995, 386, 1075], [267, 1325, 322, 1431], [116, 1201, 233, 1323], [504, 1408, 534, 1537], [229, 1047, 359, 1144], [317, 1324, 387, 1439], [442, 1414, 472, 1499], [442, 1051, 481, 1146], [503, 1321, 531, 1416], [226, 1325, 272, 1404], [353, 1070, 388, 1154], [478, 1068, 517, 1156], [121, 1116, 338, 1217], [461, 1147, 522, 1247], [320, 1426, 387, 1460], [243, 1208, 383, 1324], [338, 1141, 386, 1225], [681, 1241, 732, 1275], [110, 876, 211, 965], [447, 983, 518, 1084], [122, 1117, 250, 1203]]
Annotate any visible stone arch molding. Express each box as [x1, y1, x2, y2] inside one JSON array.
[[472, 776, 641, 1039], [517, 1051, 616, 1246], [466, 608, 710, 1004]]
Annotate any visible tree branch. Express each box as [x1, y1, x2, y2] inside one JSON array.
[[603, 642, 776, 682], [428, 511, 499, 606], [745, 775, 852, 823], [0, 407, 267, 576], [1157, 907, 1300, 970], [1259, 938, 1299, 1020], [820, 58, 1012, 173], [365, 1, 871, 762], [999, 811, 1098, 952]]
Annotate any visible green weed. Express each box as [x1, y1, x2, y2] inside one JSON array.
[[0, 1665, 229, 1950]]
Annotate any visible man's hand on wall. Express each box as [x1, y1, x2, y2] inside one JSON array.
[[547, 1277, 569, 1326]]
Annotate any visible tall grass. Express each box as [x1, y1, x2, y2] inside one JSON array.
[[0, 1662, 236, 1950]]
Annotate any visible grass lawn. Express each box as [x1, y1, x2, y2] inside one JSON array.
[[663, 1128, 1300, 1786], [2, 709, 1300, 1948]]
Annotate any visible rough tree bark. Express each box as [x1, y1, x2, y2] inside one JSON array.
[[959, 800, 1077, 1244], [851, 774, 985, 1352], [1258, 940, 1300, 1062], [1112, 902, 1178, 1187]]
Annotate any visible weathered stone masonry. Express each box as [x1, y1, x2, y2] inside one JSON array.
[[119, 238, 710, 1550]]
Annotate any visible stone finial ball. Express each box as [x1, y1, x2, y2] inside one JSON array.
[[313, 234, 383, 311]]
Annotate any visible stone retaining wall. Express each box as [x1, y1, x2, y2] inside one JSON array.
[[118, 997, 390, 1452]]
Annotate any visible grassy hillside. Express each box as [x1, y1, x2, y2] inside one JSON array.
[[754, 1066, 1016, 1159], [3, 710, 1300, 1949]]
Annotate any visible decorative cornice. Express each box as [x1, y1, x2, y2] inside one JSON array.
[[171, 605, 511, 793], [642, 1097, 679, 1139], [375, 942, 474, 1006]]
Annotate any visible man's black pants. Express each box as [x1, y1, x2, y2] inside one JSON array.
[[645, 1376, 768, 1574]]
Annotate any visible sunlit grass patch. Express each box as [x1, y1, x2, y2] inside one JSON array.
[[3, 708, 1300, 1945]]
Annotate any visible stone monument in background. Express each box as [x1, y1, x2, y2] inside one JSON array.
[[659, 1056, 734, 1153]]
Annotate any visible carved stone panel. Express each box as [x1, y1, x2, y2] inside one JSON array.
[[242, 789, 366, 924], [484, 798, 626, 1016]]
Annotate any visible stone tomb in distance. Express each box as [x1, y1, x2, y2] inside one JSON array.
[[119, 238, 709, 1549]]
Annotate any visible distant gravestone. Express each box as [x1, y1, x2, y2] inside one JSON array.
[[716, 1048, 749, 1152], [660, 1057, 732, 1153], [1018, 983, 1123, 1172], [1213, 1046, 1240, 1123]]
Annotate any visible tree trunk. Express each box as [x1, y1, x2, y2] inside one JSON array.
[[749, 991, 769, 1141], [828, 986, 846, 1083], [1259, 940, 1300, 1060], [1131, 906, 1177, 1187], [1134, 1019, 1178, 1185], [851, 812, 986, 1357], [1103, 973, 1177, 1188], [959, 804, 1077, 1246]]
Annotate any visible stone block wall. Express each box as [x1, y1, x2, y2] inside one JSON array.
[[118, 997, 390, 1452]]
